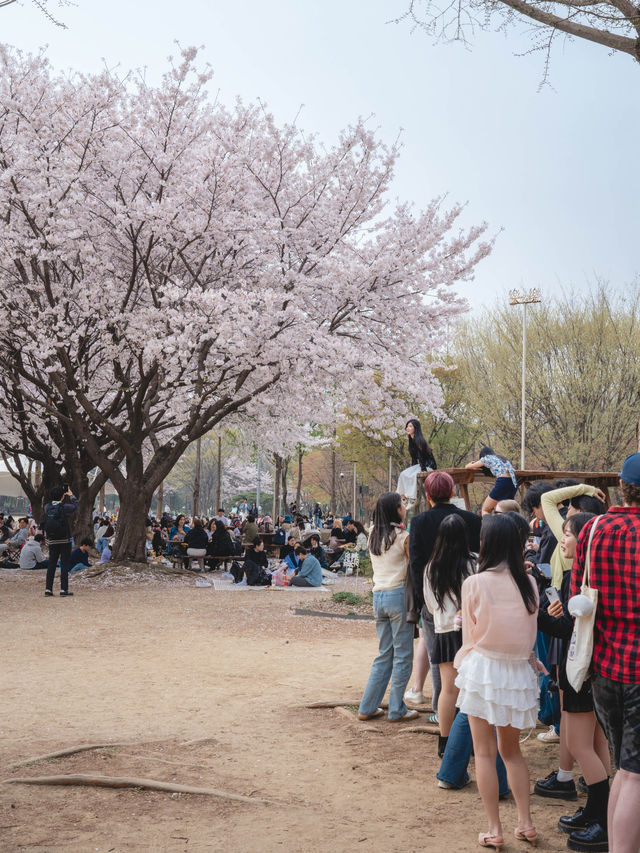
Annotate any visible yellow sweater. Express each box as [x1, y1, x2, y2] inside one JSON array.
[[541, 484, 597, 589]]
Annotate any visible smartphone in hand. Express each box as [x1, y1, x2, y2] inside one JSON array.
[[545, 586, 560, 605]]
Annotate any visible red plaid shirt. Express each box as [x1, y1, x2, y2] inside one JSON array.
[[571, 506, 640, 684]]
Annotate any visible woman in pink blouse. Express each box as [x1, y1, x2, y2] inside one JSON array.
[[454, 514, 539, 849]]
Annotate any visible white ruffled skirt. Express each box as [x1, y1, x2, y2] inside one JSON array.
[[455, 649, 538, 730]]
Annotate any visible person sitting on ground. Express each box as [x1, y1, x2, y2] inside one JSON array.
[[0, 516, 29, 554], [279, 533, 297, 563], [19, 533, 48, 570], [306, 533, 328, 568], [242, 537, 272, 586], [69, 537, 94, 573], [95, 520, 115, 554], [283, 543, 302, 576], [290, 545, 323, 587]]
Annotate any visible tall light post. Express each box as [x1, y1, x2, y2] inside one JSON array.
[[509, 288, 541, 470]]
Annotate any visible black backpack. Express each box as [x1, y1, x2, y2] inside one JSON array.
[[43, 502, 69, 540]]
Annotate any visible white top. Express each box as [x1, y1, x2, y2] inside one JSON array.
[[424, 558, 476, 633], [369, 525, 409, 592]]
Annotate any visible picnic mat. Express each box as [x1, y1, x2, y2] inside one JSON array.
[[212, 577, 330, 592]]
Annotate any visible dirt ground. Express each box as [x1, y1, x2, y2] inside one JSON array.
[[1, 569, 579, 852]]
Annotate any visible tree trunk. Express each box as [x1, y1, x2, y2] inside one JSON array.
[[281, 457, 289, 512], [111, 483, 150, 562], [72, 487, 95, 544], [273, 454, 281, 522], [330, 448, 337, 515], [99, 485, 106, 513], [156, 481, 164, 518], [295, 449, 303, 508], [193, 437, 201, 517]]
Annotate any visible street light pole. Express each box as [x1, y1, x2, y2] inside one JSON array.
[[509, 288, 541, 470], [352, 462, 357, 520]]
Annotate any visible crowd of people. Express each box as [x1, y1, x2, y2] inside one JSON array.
[[1, 488, 371, 592], [3, 432, 639, 853], [359, 449, 640, 853]]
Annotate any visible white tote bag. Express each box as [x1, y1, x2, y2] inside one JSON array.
[[566, 518, 600, 693]]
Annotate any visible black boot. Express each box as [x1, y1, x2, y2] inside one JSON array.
[[566, 779, 609, 852], [558, 807, 588, 834], [437, 735, 448, 758], [567, 822, 608, 852]]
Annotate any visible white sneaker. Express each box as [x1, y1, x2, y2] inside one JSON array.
[[537, 724, 560, 743], [404, 689, 426, 704], [388, 708, 419, 722]]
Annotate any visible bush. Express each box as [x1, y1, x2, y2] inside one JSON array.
[[332, 591, 367, 607]]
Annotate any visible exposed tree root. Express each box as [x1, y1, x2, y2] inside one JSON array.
[[395, 725, 440, 735], [3, 774, 274, 803], [11, 743, 135, 768], [305, 700, 364, 709], [182, 737, 219, 748]]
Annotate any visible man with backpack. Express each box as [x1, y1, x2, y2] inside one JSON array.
[[43, 485, 79, 597]]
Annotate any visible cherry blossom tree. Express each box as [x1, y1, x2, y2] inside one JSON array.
[[0, 45, 492, 561]]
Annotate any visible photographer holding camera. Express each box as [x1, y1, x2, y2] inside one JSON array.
[[43, 485, 79, 597]]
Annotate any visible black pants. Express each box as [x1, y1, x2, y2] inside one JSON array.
[[46, 542, 72, 593]]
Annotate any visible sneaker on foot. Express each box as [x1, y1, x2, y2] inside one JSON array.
[[537, 724, 561, 743], [388, 708, 419, 722], [438, 772, 470, 790], [426, 713, 439, 724], [44, 589, 53, 597], [59, 590, 74, 596], [534, 770, 577, 800], [357, 707, 384, 721], [404, 688, 426, 704]]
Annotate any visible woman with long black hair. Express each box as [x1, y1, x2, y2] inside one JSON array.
[[357, 492, 418, 723], [397, 418, 437, 506], [423, 514, 476, 755], [454, 513, 540, 849]]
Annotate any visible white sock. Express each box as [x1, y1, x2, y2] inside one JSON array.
[[557, 768, 574, 782]]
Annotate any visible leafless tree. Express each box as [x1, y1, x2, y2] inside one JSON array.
[[400, 0, 640, 75], [0, 0, 71, 27]]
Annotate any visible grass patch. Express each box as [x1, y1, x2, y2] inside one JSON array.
[[332, 591, 367, 607]]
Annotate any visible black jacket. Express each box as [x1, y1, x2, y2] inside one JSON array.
[[185, 527, 209, 550], [409, 503, 481, 611], [207, 530, 235, 557]]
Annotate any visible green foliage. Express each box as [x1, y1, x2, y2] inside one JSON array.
[[332, 591, 367, 606]]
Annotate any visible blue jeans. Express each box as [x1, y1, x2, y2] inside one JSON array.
[[359, 586, 414, 719], [437, 711, 510, 794], [536, 630, 560, 732], [69, 562, 87, 574], [96, 537, 109, 554]]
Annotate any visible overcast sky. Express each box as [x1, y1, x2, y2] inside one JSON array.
[[2, 0, 638, 312]]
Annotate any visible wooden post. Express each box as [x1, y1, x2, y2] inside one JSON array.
[[215, 435, 222, 511], [193, 437, 201, 517]]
